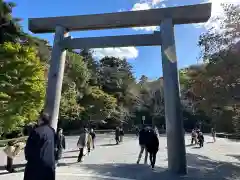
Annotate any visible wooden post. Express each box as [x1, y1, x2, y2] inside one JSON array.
[[161, 18, 187, 174], [44, 26, 68, 131]]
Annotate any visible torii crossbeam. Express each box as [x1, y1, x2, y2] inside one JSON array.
[[28, 3, 211, 175]]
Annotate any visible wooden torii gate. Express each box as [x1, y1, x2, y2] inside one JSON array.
[[28, 3, 211, 174]]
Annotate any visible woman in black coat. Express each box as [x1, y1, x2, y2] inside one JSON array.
[[145, 128, 159, 170], [55, 128, 66, 165]]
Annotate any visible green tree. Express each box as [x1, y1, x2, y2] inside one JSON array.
[[60, 51, 91, 121], [198, 3, 240, 60], [80, 49, 100, 86], [80, 86, 117, 121], [0, 0, 22, 43], [0, 42, 45, 132]]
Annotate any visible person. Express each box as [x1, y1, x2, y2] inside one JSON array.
[[4, 140, 25, 173], [191, 129, 197, 145], [55, 128, 66, 166], [87, 131, 93, 155], [119, 127, 124, 142], [145, 127, 159, 170], [115, 127, 120, 145], [153, 126, 160, 138], [136, 125, 148, 164], [24, 113, 56, 180], [77, 128, 88, 162], [135, 126, 140, 137], [211, 128, 216, 142], [198, 132, 204, 148], [89, 128, 96, 149]]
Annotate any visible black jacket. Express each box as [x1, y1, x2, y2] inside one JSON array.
[[145, 129, 159, 153], [24, 124, 56, 180]]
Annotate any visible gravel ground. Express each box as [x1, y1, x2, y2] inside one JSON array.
[[0, 134, 239, 180]]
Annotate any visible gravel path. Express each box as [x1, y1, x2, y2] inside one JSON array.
[[0, 134, 239, 180]]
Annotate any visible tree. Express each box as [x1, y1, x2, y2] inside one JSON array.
[[0, 42, 45, 132], [79, 86, 117, 121], [198, 3, 240, 60], [59, 51, 91, 122], [80, 49, 100, 86], [0, 0, 22, 43], [60, 82, 84, 121]]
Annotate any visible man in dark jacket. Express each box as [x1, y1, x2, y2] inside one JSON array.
[[145, 128, 159, 170], [198, 132, 204, 148], [136, 125, 148, 164], [24, 113, 56, 180], [115, 127, 120, 145]]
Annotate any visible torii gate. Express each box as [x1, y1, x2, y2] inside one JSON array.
[[28, 3, 211, 174]]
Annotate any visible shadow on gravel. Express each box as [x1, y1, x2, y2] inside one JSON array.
[[100, 144, 117, 147], [62, 155, 78, 159], [79, 154, 240, 180]]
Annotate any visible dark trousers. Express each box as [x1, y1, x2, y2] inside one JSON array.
[[149, 152, 157, 169], [78, 148, 84, 162], [199, 140, 204, 147], [6, 157, 13, 172]]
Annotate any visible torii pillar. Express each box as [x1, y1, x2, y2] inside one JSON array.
[[161, 18, 186, 174]]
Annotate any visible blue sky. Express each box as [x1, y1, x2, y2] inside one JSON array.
[[10, 0, 216, 80]]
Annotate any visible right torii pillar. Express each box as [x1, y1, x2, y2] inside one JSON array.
[[161, 18, 187, 174]]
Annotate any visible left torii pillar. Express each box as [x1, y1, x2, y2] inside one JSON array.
[[44, 26, 68, 131]]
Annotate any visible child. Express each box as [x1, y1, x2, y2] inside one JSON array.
[[197, 132, 204, 148]]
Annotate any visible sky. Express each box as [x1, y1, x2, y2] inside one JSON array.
[[9, 0, 240, 80]]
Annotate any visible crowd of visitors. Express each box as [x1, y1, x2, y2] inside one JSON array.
[[2, 111, 217, 179]]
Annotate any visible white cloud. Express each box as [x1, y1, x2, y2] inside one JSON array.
[[93, 47, 139, 60], [194, 0, 240, 30], [130, 0, 166, 31]]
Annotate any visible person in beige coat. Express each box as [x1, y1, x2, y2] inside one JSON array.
[[3, 140, 25, 173], [77, 128, 92, 162]]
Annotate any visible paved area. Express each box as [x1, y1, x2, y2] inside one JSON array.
[[0, 134, 239, 180]]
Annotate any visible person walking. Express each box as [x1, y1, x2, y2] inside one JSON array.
[[115, 127, 120, 145], [191, 129, 197, 145], [198, 132, 204, 148], [87, 131, 93, 155], [55, 128, 66, 166], [211, 128, 216, 142], [77, 128, 88, 162], [145, 128, 159, 170], [89, 128, 96, 149], [135, 126, 140, 137], [119, 127, 124, 142], [4, 140, 25, 173], [136, 125, 148, 164], [24, 113, 56, 180]]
